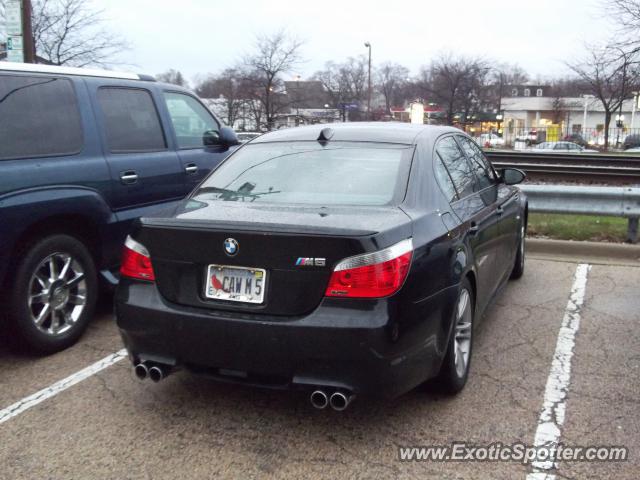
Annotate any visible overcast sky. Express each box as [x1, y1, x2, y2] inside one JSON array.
[[102, 0, 612, 84]]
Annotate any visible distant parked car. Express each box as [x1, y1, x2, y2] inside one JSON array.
[[623, 134, 640, 150], [236, 132, 262, 143], [532, 141, 597, 153], [475, 133, 504, 148], [515, 129, 539, 145], [563, 133, 588, 147], [0, 62, 239, 353]]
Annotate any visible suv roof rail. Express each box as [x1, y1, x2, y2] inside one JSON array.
[[0, 62, 156, 81]]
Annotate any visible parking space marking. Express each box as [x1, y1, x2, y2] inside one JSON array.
[[0, 349, 127, 425], [526, 263, 591, 480]]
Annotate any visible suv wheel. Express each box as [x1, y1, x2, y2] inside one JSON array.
[[8, 234, 97, 354]]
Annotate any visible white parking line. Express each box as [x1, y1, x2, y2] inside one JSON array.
[[527, 263, 591, 480], [0, 349, 127, 425]]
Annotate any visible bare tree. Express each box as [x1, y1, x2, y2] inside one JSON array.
[[490, 63, 529, 113], [606, 0, 640, 34], [376, 62, 409, 114], [156, 69, 189, 88], [313, 56, 369, 119], [0, 0, 7, 52], [195, 68, 252, 127], [30, 0, 127, 66], [567, 44, 640, 149], [419, 54, 490, 125], [243, 30, 304, 130], [550, 96, 568, 126]]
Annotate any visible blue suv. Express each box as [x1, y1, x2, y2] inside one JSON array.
[[0, 62, 238, 353]]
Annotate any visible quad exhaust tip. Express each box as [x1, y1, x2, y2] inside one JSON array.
[[329, 391, 353, 411], [148, 365, 166, 383], [134, 363, 149, 381], [134, 362, 170, 382], [310, 389, 354, 411], [310, 390, 328, 409]]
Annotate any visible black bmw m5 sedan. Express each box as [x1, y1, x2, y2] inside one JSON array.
[[116, 123, 527, 410]]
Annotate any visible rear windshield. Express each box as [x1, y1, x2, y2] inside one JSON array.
[[194, 141, 414, 206]]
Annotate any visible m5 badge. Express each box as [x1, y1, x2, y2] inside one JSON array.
[[296, 257, 326, 267]]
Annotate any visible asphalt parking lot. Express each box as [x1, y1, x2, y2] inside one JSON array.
[[1, 256, 638, 480]]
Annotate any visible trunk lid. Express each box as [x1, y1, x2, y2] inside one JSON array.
[[136, 201, 412, 316]]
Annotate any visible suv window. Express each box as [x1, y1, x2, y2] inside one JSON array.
[[436, 136, 475, 199], [164, 92, 219, 149], [434, 153, 458, 203], [0, 75, 83, 160], [97, 87, 166, 153], [457, 136, 496, 190]]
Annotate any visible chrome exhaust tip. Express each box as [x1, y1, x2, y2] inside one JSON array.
[[329, 391, 353, 411], [134, 363, 149, 381], [310, 390, 329, 409], [148, 365, 166, 383]]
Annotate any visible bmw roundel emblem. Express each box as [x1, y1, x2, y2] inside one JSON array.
[[223, 238, 239, 256]]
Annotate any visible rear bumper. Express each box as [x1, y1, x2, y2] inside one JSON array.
[[116, 280, 453, 398]]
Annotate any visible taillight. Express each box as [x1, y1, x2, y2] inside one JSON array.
[[120, 235, 155, 281], [325, 239, 413, 298]]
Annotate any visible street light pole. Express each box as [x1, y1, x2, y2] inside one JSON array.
[[631, 92, 638, 132], [364, 42, 372, 121], [22, 0, 35, 63], [582, 94, 593, 141]]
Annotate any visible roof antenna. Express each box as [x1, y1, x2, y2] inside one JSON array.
[[317, 127, 334, 143]]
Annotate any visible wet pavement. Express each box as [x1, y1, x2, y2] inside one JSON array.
[[0, 258, 638, 479]]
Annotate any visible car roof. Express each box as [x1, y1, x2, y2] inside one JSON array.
[[0, 61, 155, 82], [251, 122, 461, 145]]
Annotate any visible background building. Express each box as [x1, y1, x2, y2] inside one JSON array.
[[502, 85, 638, 146]]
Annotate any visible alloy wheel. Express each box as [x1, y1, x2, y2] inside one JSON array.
[[520, 224, 526, 267], [27, 252, 87, 336], [453, 288, 473, 378]]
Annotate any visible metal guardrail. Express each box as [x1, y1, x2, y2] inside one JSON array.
[[486, 150, 640, 167], [519, 185, 640, 243], [486, 151, 640, 184]]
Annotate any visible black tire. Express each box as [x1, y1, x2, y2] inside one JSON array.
[[434, 277, 474, 395], [7, 234, 98, 354], [510, 220, 526, 280]]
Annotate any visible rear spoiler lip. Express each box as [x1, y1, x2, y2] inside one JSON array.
[[139, 217, 377, 237]]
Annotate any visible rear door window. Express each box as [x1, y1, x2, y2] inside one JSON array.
[[457, 136, 496, 191], [0, 74, 83, 160], [434, 153, 458, 203], [436, 136, 475, 199], [97, 87, 166, 153]]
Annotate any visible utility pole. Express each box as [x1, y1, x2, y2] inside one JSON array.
[[364, 42, 372, 120], [21, 0, 35, 63]]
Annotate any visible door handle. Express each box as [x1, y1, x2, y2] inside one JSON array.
[[120, 170, 138, 184], [469, 222, 479, 235], [496, 205, 504, 215], [185, 164, 198, 175]]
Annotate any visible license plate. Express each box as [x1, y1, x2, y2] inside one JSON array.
[[205, 265, 266, 304]]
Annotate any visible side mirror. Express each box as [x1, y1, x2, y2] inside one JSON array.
[[219, 126, 240, 147], [203, 127, 240, 148], [203, 130, 220, 146], [500, 168, 526, 185]]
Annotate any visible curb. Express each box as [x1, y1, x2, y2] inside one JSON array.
[[526, 238, 640, 266]]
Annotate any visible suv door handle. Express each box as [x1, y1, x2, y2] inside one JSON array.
[[120, 170, 138, 184], [185, 164, 198, 175], [469, 222, 479, 235], [496, 206, 504, 215]]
